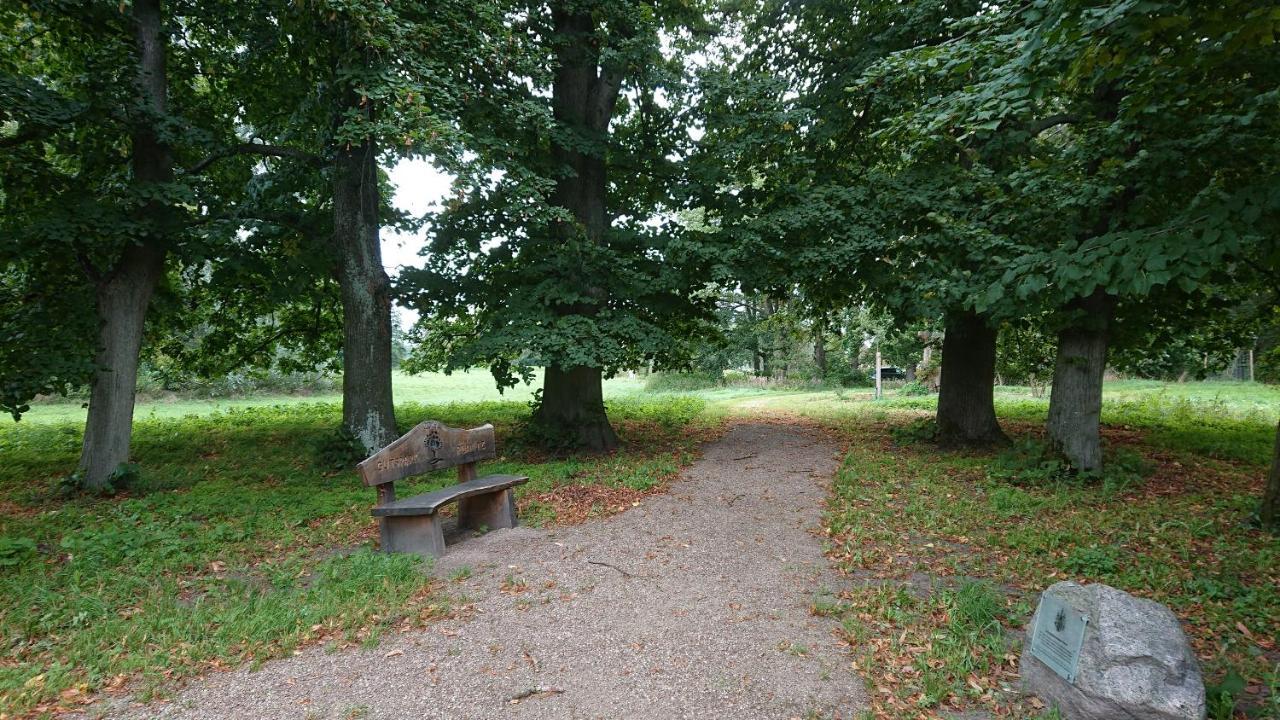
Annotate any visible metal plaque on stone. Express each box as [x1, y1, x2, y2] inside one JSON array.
[[1029, 591, 1089, 683]]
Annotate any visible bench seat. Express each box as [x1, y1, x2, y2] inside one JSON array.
[[372, 474, 528, 517]]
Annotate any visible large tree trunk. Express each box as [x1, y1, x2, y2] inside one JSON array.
[[76, 0, 170, 490], [935, 309, 1006, 446], [333, 137, 396, 453], [537, 365, 619, 452], [1046, 290, 1114, 472], [535, 4, 624, 452], [78, 246, 165, 488], [1262, 420, 1280, 532]]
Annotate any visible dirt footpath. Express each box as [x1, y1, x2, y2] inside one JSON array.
[[117, 422, 868, 719]]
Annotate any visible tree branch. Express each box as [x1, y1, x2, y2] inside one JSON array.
[[1027, 113, 1079, 136], [186, 143, 324, 175], [0, 126, 49, 149]]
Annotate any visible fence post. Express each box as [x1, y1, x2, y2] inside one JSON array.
[[875, 349, 883, 400]]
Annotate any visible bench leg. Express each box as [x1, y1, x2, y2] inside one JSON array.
[[458, 488, 518, 531], [380, 513, 445, 558]]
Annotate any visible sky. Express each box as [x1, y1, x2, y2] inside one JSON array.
[[384, 158, 452, 328]]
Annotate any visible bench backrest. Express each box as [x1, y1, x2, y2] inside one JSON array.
[[358, 421, 497, 487]]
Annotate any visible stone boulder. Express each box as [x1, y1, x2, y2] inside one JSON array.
[[1020, 581, 1205, 720]]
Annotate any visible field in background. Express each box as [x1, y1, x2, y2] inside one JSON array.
[[14, 370, 1279, 427], [12, 370, 647, 425]]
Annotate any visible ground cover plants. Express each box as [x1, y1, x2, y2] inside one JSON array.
[[811, 393, 1279, 719], [0, 394, 714, 717]]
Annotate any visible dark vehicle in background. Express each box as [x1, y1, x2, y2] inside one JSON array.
[[871, 367, 907, 381]]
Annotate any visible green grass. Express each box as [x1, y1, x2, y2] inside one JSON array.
[[2, 374, 1277, 717], [813, 392, 1279, 719], [10, 369, 651, 425], [0, 394, 712, 716]]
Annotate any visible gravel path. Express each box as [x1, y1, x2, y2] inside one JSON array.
[[114, 422, 868, 719]]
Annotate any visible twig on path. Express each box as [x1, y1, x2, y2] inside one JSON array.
[[508, 686, 565, 703], [725, 493, 746, 507], [731, 453, 757, 460], [587, 559, 635, 578]]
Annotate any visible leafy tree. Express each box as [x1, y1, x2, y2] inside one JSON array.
[[399, 0, 717, 452], [169, 0, 507, 453], [1, 1, 256, 488], [867, 1, 1278, 471], [996, 320, 1056, 397], [689, 0, 1009, 445]]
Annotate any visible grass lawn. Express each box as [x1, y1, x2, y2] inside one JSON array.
[[10, 370, 649, 425], [0, 393, 712, 717], [734, 386, 1278, 719], [0, 374, 1276, 718]]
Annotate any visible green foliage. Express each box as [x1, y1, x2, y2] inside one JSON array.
[[0, 536, 36, 568], [137, 366, 341, 400], [1205, 670, 1246, 720], [60, 462, 141, 497], [987, 438, 1149, 494], [889, 417, 939, 446], [398, 1, 719, 391], [1062, 545, 1122, 577], [996, 320, 1056, 395], [897, 381, 931, 397], [644, 372, 724, 392], [0, 1, 254, 418]]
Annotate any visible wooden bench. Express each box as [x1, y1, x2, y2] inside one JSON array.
[[357, 421, 528, 558]]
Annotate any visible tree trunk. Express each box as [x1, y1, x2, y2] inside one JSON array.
[[333, 137, 397, 454], [77, 247, 165, 488], [814, 327, 827, 378], [76, 0, 169, 490], [535, 365, 619, 452], [1261, 420, 1280, 532], [1046, 290, 1114, 472], [536, 4, 624, 452], [935, 309, 1006, 446]]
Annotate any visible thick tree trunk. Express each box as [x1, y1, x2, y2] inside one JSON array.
[[76, 0, 169, 490], [535, 365, 619, 452], [1046, 290, 1114, 472], [333, 138, 396, 453], [77, 246, 165, 488], [1261, 420, 1280, 532], [536, 4, 624, 452], [935, 309, 1006, 446]]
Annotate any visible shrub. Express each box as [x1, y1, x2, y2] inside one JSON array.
[[1062, 545, 1122, 577], [890, 418, 939, 445], [643, 372, 723, 392], [897, 380, 932, 396]]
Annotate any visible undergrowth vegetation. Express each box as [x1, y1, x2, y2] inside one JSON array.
[[819, 395, 1279, 719], [0, 395, 713, 716]]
